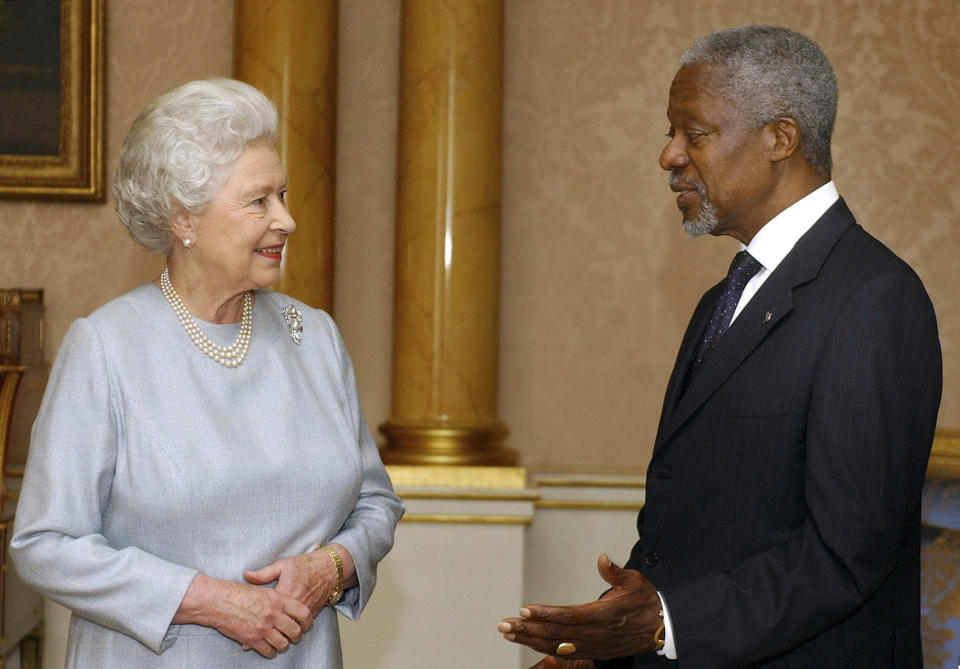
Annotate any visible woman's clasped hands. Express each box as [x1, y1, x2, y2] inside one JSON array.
[[174, 572, 311, 658], [174, 545, 353, 658], [244, 546, 353, 620]]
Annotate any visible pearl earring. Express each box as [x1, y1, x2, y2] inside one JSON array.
[[182, 238, 193, 248]]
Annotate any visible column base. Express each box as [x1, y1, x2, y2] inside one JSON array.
[[379, 420, 517, 466]]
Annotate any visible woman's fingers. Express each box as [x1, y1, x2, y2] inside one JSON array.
[[189, 573, 320, 655], [270, 552, 334, 612], [285, 598, 314, 633], [250, 641, 278, 659], [243, 562, 282, 585], [264, 626, 291, 653], [242, 615, 299, 657], [214, 580, 314, 652], [241, 612, 303, 657], [275, 612, 305, 643]]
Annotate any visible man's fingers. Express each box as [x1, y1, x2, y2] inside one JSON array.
[[499, 563, 660, 660], [529, 656, 583, 669], [596, 553, 622, 585], [519, 601, 603, 626], [528, 659, 595, 669], [504, 629, 580, 658], [501, 617, 575, 641], [539, 660, 595, 669], [500, 615, 598, 659]]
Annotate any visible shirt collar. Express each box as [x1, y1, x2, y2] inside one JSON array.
[[742, 181, 839, 273]]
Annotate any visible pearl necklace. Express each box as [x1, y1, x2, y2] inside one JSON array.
[[160, 268, 253, 368]]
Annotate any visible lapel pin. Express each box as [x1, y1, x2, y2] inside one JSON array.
[[763, 310, 773, 324]]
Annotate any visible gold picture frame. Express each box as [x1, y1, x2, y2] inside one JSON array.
[[0, 0, 104, 200]]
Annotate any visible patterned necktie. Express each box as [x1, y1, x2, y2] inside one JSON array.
[[686, 250, 763, 383]]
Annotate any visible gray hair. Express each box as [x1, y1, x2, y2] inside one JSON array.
[[680, 25, 837, 177], [112, 78, 279, 254]]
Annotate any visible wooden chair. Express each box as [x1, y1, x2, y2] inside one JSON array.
[[0, 366, 40, 669]]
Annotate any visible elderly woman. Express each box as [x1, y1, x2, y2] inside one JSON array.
[[11, 78, 403, 667]]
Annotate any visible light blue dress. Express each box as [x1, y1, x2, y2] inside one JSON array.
[[11, 283, 404, 667]]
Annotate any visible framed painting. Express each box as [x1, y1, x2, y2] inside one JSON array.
[[0, 0, 104, 200]]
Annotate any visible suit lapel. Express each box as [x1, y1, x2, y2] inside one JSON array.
[[652, 198, 857, 456]]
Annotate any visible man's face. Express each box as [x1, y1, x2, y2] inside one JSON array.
[[660, 64, 774, 243]]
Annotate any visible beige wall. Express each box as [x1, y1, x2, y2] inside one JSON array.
[[336, 0, 960, 469], [2, 0, 957, 472]]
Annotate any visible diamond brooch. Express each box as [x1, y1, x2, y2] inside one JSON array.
[[281, 305, 303, 345]]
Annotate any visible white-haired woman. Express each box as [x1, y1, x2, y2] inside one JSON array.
[[11, 78, 403, 668]]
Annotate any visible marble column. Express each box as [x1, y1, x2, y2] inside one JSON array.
[[234, 0, 337, 310], [380, 0, 515, 466]]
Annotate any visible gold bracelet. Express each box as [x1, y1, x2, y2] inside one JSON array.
[[654, 609, 665, 651], [316, 545, 344, 605]]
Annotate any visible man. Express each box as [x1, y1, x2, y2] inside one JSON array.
[[498, 25, 942, 668]]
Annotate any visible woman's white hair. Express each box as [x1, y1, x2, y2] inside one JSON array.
[[112, 78, 279, 254]]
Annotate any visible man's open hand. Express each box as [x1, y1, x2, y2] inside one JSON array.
[[498, 554, 662, 661]]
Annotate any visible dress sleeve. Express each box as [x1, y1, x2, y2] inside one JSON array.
[[10, 318, 199, 654], [317, 311, 404, 620]]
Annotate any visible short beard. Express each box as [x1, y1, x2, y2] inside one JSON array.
[[669, 173, 719, 237], [681, 181, 719, 237]]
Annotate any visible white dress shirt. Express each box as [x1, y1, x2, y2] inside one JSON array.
[[733, 181, 840, 322], [657, 181, 840, 659]]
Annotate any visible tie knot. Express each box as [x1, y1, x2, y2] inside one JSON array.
[[726, 250, 762, 288]]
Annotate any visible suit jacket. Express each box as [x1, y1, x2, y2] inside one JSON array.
[[600, 200, 942, 668]]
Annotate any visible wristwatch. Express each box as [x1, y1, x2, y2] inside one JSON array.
[[654, 609, 665, 651]]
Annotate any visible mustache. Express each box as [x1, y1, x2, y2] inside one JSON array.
[[668, 172, 707, 197]]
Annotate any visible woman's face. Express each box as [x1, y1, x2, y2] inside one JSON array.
[[187, 143, 295, 294]]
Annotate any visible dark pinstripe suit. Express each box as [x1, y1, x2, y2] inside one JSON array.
[[603, 199, 942, 668]]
